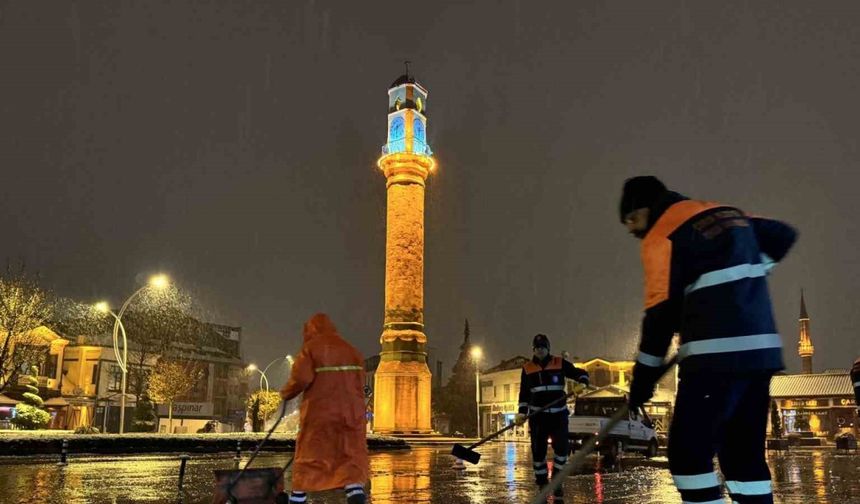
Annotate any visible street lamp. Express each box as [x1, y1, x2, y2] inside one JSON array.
[[98, 273, 171, 434], [246, 364, 269, 392], [471, 346, 483, 438], [247, 354, 293, 392]]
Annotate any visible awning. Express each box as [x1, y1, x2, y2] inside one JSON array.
[[0, 394, 19, 406], [43, 397, 70, 407]]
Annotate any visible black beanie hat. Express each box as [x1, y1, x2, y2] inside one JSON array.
[[619, 176, 668, 223], [533, 334, 550, 350]]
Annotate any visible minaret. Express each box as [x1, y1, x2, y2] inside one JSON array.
[[372, 66, 435, 434], [798, 290, 814, 374]]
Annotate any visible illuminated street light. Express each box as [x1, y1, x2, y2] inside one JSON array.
[[101, 273, 171, 434], [470, 346, 483, 361], [249, 354, 294, 393], [149, 274, 170, 290], [471, 346, 483, 437]]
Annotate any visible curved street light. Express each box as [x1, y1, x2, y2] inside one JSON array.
[[96, 273, 170, 434], [247, 354, 293, 393], [471, 346, 483, 438]]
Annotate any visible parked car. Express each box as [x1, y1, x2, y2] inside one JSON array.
[[568, 397, 659, 463], [197, 420, 222, 433]]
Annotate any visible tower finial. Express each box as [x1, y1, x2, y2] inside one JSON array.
[[800, 288, 809, 319], [404, 60, 411, 79]]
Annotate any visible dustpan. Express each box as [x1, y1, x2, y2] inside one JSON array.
[[212, 468, 286, 504]]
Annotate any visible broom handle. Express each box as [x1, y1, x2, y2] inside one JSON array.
[[467, 389, 577, 450], [529, 356, 678, 504]]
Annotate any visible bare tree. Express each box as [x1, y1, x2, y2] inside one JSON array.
[[148, 359, 203, 433], [119, 287, 207, 401], [0, 266, 53, 394]]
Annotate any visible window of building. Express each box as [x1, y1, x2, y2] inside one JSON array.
[[504, 384, 511, 402], [592, 366, 611, 387], [180, 363, 209, 401], [107, 364, 122, 392], [43, 354, 58, 378], [91, 364, 99, 385], [130, 369, 151, 397], [493, 386, 498, 399]]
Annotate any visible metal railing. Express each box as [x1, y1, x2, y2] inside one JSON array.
[[381, 139, 433, 156]]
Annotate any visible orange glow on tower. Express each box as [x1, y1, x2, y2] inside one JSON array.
[[372, 69, 434, 433]]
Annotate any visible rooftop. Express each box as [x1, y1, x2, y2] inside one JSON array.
[[483, 356, 530, 374], [770, 372, 854, 398]]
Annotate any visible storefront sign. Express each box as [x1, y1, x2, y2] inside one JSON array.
[[782, 399, 826, 408], [157, 402, 213, 417]]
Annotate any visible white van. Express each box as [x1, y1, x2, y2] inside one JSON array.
[[568, 397, 659, 461]]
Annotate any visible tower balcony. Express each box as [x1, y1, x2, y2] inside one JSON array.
[[381, 139, 433, 156]]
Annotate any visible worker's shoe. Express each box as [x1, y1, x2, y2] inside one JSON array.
[[346, 493, 367, 504], [345, 484, 367, 504], [535, 483, 550, 502]]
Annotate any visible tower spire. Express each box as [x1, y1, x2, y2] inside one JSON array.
[[800, 289, 809, 320], [798, 289, 814, 374]]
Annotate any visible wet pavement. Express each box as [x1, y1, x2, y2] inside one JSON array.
[[0, 443, 858, 503]]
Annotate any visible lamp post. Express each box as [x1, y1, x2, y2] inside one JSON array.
[[247, 355, 293, 392], [471, 346, 483, 438], [96, 273, 170, 434], [246, 364, 269, 392]]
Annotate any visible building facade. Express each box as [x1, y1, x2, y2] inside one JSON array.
[[0, 326, 69, 429], [765, 292, 858, 440], [476, 355, 680, 439], [2, 321, 247, 433], [770, 370, 856, 439], [478, 356, 530, 440], [573, 357, 678, 431]]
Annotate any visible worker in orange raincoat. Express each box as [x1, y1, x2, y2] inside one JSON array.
[[279, 314, 369, 504]]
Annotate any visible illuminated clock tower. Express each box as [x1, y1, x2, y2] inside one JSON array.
[[372, 68, 435, 434]]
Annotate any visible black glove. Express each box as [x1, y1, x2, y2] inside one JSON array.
[[628, 363, 659, 409], [578, 374, 590, 387]]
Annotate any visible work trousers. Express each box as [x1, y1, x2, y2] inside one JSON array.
[[528, 412, 569, 485], [668, 372, 774, 504]]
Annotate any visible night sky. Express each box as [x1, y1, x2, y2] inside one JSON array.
[[3, 1, 859, 384]]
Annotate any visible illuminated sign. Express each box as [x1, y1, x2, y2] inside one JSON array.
[[157, 402, 213, 417], [781, 399, 826, 408]]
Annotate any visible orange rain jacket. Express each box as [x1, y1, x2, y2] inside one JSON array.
[[280, 314, 369, 492]]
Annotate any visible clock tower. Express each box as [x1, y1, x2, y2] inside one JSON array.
[[372, 68, 435, 434]]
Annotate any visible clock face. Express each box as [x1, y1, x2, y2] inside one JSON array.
[[413, 118, 426, 142], [389, 117, 405, 140]]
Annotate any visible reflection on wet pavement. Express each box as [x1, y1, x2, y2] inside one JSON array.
[[0, 443, 857, 503]]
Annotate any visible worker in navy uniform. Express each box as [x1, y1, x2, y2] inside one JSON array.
[[620, 176, 797, 504], [515, 334, 589, 501]]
